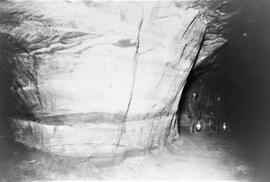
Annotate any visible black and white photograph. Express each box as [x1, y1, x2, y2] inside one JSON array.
[[0, 0, 270, 181]]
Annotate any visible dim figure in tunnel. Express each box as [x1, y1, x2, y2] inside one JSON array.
[[188, 92, 202, 133], [211, 96, 228, 133]]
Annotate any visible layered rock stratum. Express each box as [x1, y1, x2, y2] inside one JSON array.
[[0, 0, 234, 158]]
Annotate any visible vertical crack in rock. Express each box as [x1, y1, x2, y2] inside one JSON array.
[[114, 12, 144, 156], [178, 43, 188, 64], [165, 112, 177, 143], [193, 28, 207, 68], [164, 24, 207, 142], [124, 17, 144, 123], [32, 55, 43, 114], [160, 15, 205, 113], [182, 13, 200, 38]]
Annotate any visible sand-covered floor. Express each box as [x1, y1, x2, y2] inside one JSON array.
[[0, 132, 253, 181]]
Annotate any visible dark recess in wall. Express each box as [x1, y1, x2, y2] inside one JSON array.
[[178, 0, 270, 179]]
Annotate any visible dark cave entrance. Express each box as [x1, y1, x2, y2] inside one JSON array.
[[177, 50, 227, 135], [176, 1, 270, 179]]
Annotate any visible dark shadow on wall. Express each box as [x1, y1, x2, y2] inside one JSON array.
[[0, 33, 36, 175], [0, 33, 34, 137]]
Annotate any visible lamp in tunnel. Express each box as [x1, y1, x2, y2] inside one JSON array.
[[222, 122, 227, 132], [195, 120, 202, 132]]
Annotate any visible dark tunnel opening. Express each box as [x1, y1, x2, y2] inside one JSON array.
[[223, 1, 270, 178], [177, 54, 227, 135], [177, 0, 270, 180]]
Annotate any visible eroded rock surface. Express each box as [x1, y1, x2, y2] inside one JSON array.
[[0, 0, 228, 157]]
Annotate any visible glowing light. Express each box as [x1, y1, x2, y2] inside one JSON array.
[[195, 121, 202, 132], [222, 122, 227, 131]]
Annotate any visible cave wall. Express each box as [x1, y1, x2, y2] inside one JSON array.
[[0, 1, 226, 158]]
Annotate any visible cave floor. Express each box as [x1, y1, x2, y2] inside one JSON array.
[[102, 132, 253, 181], [0, 131, 253, 181]]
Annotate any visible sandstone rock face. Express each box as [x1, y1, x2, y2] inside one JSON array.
[[0, 1, 225, 157]]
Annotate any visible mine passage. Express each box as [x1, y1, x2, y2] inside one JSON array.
[[1, 0, 270, 181]]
